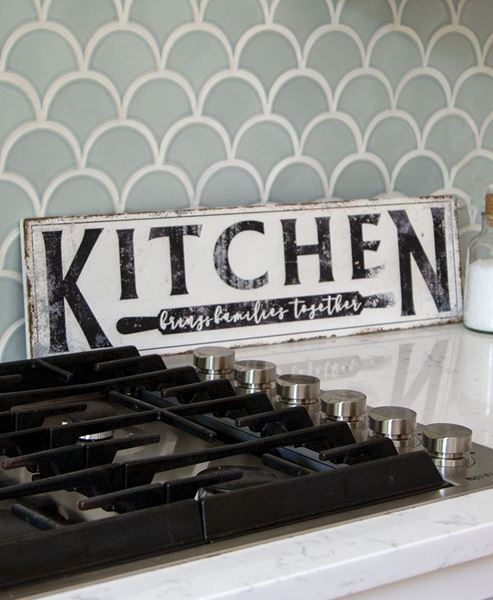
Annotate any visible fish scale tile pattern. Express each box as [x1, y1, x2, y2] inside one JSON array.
[[0, 0, 491, 359]]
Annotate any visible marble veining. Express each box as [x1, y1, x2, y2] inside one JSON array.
[[45, 488, 493, 599]]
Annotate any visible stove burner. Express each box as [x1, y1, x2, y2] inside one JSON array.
[[68, 401, 117, 442], [196, 465, 279, 494], [78, 430, 114, 442]]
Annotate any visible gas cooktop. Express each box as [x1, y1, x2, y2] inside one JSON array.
[[0, 343, 491, 594]]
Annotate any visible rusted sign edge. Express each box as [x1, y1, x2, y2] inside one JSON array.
[[21, 218, 37, 358], [21, 195, 453, 228], [158, 315, 462, 358]]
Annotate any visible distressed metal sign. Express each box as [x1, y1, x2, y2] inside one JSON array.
[[22, 197, 462, 357]]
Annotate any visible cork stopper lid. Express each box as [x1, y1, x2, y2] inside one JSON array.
[[486, 193, 493, 217]]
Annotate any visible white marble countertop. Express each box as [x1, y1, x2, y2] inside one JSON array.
[[36, 324, 493, 600]]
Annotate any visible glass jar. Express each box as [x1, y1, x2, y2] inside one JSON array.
[[463, 193, 493, 333]]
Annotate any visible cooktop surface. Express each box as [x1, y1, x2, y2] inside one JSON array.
[[0, 334, 492, 596]]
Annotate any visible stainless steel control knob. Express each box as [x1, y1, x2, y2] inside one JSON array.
[[193, 346, 235, 381], [276, 374, 320, 404], [321, 389, 367, 423], [235, 360, 277, 386], [368, 406, 417, 446], [234, 360, 277, 402], [422, 423, 472, 467], [276, 374, 321, 424]]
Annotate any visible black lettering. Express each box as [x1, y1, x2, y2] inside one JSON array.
[[117, 229, 138, 300], [149, 225, 202, 295], [349, 213, 381, 279], [389, 208, 451, 316], [214, 220, 268, 290], [43, 229, 111, 353], [281, 217, 333, 285]]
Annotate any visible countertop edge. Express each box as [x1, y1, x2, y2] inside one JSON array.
[[45, 487, 493, 600]]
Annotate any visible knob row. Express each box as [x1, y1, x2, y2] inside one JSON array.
[[191, 347, 472, 467], [325, 396, 473, 466]]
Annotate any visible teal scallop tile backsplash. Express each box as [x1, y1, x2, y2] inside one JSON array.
[[0, 0, 490, 359]]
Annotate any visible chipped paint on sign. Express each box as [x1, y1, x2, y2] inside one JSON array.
[[22, 197, 462, 356]]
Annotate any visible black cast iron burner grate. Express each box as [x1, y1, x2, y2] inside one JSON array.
[[0, 346, 445, 590]]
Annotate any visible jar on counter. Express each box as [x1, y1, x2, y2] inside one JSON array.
[[464, 193, 493, 333], [193, 346, 235, 381], [234, 360, 277, 403], [275, 374, 321, 424]]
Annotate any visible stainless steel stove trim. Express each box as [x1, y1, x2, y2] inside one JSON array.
[[11, 440, 493, 600]]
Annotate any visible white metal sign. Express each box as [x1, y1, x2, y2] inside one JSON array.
[[22, 197, 462, 357]]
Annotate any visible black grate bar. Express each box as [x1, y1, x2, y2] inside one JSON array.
[[36, 346, 140, 372], [161, 379, 236, 404], [319, 437, 398, 464], [0, 463, 125, 500], [0, 347, 141, 393], [2, 433, 161, 474], [0, 402, 87, 434], [0, 411, 16, 434], [79, 469, 244, 513], [92, 355, 166, 376], [163, 392, 273, 417], [34, 359, 74, 384], [0, 374, 23, 391], [164, 469, 244, 503], [154, 366, 200, 390], [0, 500, 204, 590], [236, 406, 314, 432], [0, 348, 136, 377], [11, 503, 63, 531], [49, 411, 160, 447], [124, 422, 355, 487], [262, 453, 314, 476], [0, 423, 354, 500], [0, 368, 172, 409], [79, 482, 165, 512], [158, 411, 218, 442], [0, 410, 160, 456], [200, 451, 446, 540], [107, 392, 219, 441], [108, 390, 156, 411]]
